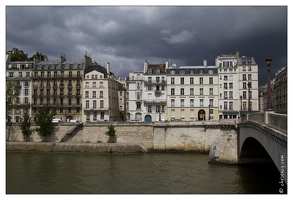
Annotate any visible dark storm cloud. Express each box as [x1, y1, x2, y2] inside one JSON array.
[[6, 6, 287, 85]]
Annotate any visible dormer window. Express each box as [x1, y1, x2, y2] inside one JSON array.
[[148, 69, 152, 74], [156, 69, 160, 74]]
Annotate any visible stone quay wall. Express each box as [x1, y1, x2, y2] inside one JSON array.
[[6, 121, 238, 163]]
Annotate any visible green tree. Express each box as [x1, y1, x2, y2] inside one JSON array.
[[105, 124, 116, 136], [34, 104, 56, 139], [20, 112, 32, 141], [29, 51, 48, 61], [10, 53, 29, 62], [6, 80, 20, 120]]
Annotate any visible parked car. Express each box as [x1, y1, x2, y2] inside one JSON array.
[[97, 119, 108, 122], [52, 119, 62, 123], [69, 119, 82, 123], [130, 119, 139, 122]]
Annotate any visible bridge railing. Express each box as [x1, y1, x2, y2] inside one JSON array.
[[268, 112, 287, 132], [243, 112, 287, 134]]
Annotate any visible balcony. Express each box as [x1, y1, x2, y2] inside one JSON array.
[[67, 84, 73, 89], [144, 99, 167, 104], [83, 107, 109, 111], [154, 89, 162, 94]]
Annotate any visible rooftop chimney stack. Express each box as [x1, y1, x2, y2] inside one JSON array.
[[107, 62, 110, 75], [204, 60, 207, 68], [144, 60, 148, 73]]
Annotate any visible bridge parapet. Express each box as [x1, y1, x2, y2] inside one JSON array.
[[243, 112, 287, 134]]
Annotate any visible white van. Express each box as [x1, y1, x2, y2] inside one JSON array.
[[69, 119, 81, 123], [52, 118, 61, 123]]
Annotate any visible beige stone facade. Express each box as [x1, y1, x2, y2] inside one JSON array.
[[31, 54, 92, 122]]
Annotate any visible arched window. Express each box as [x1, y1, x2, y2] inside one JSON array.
[[156, 69, 160, 74], [148, 69, 152, 74]]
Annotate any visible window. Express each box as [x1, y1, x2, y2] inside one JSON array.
[[208, 69, 213, 74], [171, 78, 175, 84], [243, 91, 247, 99], [93, 112, 97, 120], [243, 74, 246, 80], [229, 83, 233, 89], [92, 75, 94, 79], [180, 99, 184, 107], [100, 100, 104, 108], [136, 102, 141, 110], [243, 66, 246, 71], [190, 69, 194, 74], [224, 83, 228, 89], [24, 81, 29, 87], [171, 88, 175, 95], [243, 82, 247, 89], [86, 100, 89, 109], [180, 88, 184, 95], [100, 82, 104, 88], [229, 91, 233, 99], [190, 99, 194, 107], [199, 99, 203, 107], [190, 109, 194, 117], [148, 69, 152, 74], [199, 69, 203, 74], [199, 77, 203, 84], [148, 105, 152, 113], [243, 102, 247, 111], [77, 71, 80, 77], [85, 82, 89, 88], [156, 69, 160, 74], [180, 70, 185, 74], [224, 102, 228, 110], [229, 102, 233, 110], [86, 112, 90, 120], [209, 99, 213, 106], [190, 88, 194, 95], [209, 88, 213, 95], [200, 88, 204, 95], [68, 98, 71, 106], [248, 66, 252, 71], [190, 77, 194, 84], [170, 70, 175, 75], [156, 105, 160, 113], [156, 77, 160, 82], [180, 78, 184, 84], [161, 106, 165, 113], [248, 74, 252, 80], [171, 109, 175, 117], [224, 76, 228, 81], [171, 99, 175, 107], [92, 91, 96, 98], [41, 72, 44, 78], [26, 72, 30, 78], [148, 85, 152, 91], [85, 91, 89, 98], [93, 82, 96, 88], [93, 100, 96, 109], [209, 77, 213, 84], [229, 75, 233, 81], [181, 109, 185, 117], [8, 72, 14, 77], [19, 72, 22, 77], [148, 77, 152, 82], [100, 91, 103, 98], [224, 91, 228, 99]]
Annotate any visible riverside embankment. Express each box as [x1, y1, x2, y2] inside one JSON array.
[[6, 121, 239, 163]]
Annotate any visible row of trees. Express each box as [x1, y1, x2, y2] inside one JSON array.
[[19, 104, 56, 141]]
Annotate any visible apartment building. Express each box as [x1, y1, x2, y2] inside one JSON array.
[[166, 60, 219, 121], [117, 80, 127, 121], [273, 66, 287, 114], [82, 63, 120, 122], [215, 52, 259, 119], [6, 60, 34, 123], [126, 71, 144, 121], [31, 53, 92, 122]]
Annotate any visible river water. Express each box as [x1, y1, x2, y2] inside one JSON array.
[[6, 152, 285, 194]]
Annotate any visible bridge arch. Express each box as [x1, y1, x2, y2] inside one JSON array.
[[238, 121, 287, 183]]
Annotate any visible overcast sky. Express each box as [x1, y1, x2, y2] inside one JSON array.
[[6, 5, 287, 86]]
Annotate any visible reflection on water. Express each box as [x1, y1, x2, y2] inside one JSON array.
[[6, 152, 284, 194]]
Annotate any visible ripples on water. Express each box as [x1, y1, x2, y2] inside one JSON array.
[[6, 152, 283, 194]]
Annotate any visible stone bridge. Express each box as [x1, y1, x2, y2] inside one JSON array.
[[237, 112, 287, 183]]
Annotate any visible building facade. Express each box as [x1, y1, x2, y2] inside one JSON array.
[[82, 63, 120, 122], [166, 60, 219, 121], [273, 66, 287, 114], [6, 60, 34, 123], [31, 53, 92, 122]]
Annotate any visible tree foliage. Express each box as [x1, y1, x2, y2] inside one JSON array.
[[20, 112, 32, 141], [34, 104, 56, 138], [6, 80, 20, 119], [10, 54, 29, 62], [29, 52, 48, 61], [105, 124, 116, 136]]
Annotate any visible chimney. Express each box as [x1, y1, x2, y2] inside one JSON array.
[[203, 60, 207, 68], [165, 60, 169, 69], [236, 51, 240, 58], [144, 60, 148, 73], [107, 62, 110, 75], [60, 53, 66, 63]]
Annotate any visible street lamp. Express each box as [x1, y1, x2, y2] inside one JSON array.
[[265, 55, 272, 110], [208, 104, 211, 120], [247, 82, 251, 114]]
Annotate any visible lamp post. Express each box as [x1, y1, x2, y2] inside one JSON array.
[[208, 104, 210, 120], [265, 55, 272, 110], [240, 95, 242, 118], [247, 82, 251, 115]]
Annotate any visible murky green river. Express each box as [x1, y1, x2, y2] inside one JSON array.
[[6, 152, 285, 194]]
